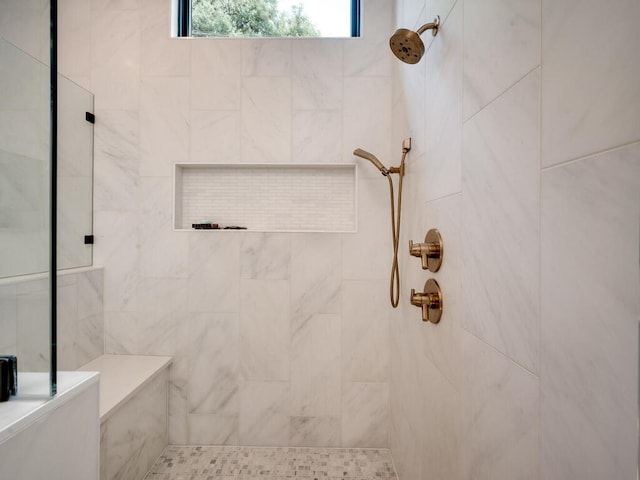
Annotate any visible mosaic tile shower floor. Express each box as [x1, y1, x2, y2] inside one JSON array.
[[144, 446, 398, 480]]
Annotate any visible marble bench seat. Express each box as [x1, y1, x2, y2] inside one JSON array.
[[79, 354, 172, 480]]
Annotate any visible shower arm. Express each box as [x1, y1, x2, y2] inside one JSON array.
[[416, 18, 440, 36]]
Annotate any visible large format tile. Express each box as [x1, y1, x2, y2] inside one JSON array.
[[290, 313, 341, 417], [541, 0, 640, 166], [460, 331, 538, 480], [243, 39, 291, 77], [90, 8, 140, 110], [342, 280, 390, 383], [292, 39, 343, 110], [238, 382, 289, 446], [420, 193, 462, 386], [463, 0, 540, 119], [423, 0, 462, 202], [342, 382, 389, 448], [290, 234, 341, 316], [191, 39, 242, 111], [240, 77, 291, 163], [239, 279, 290, 382], [461, 70, 539, 371], [187, 233, 240, 313], [540, 144, 640, 479], [188, 312, 239, 415]]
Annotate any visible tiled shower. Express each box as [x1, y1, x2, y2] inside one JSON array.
[[1, 0, 638, 479]]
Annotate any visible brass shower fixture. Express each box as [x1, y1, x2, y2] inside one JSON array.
[[410, 279, 443, 324], [389, 16, 440, 64], [409, 229, 443, 272], [353, 138, 411, 308]]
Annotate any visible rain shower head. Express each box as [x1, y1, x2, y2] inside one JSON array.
[[353, 148, 389, 176], [389, 16, 440, 64]]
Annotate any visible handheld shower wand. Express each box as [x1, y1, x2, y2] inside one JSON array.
[[353, 148, 390, 176], [353, 139, 411, 308]]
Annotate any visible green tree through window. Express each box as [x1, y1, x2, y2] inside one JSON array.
[[192, 0, 321, 37]]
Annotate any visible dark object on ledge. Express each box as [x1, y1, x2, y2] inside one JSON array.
[[0, 359, 9, 402], [192, 223, 219, 230], [0, 355, 17, 396]]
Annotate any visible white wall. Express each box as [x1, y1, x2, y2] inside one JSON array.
[[58, 0, 396, 447], [391, 0, 639, 479]]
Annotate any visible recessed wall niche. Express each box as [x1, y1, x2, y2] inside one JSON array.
[[174, 163, 357, 232]]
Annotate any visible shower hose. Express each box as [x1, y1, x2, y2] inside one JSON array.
[[387, 150, 407, 308]]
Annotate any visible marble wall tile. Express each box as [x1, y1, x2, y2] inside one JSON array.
[[420, 194, 462, 387], [90, 8, 140, 110], [187, 233, 240, 313], [139, 77, 190, 177], [240, 77, 291, 163], [93, 211, 139, 312], [243, 39, 292, 77], [191, 39, 242, 111], [92, 110, 139, 213], [188, 413, 238, 445], [138, 177, 189, 278], [57, 0, 91, 79], [292, 39, 343, 110], [289, 416, 341, 447], [344, 0, 392, 77], [419, 360, 459, 480], [423, 1, 462, 202], [0, 284, 17, 353], [0, 1, 50, 64], [540, 144, 640, 479], [290, 313, 341, 417], [77, 268, 103, 319], [341, 178, 390, 281], [140, 0, 190, 77], [75, 312, 104, 367], [342, 382, 389, 447], [57, 282, 78, 370], [460, 331, 538, 480], [136, 277, 186, 355], [290, 234, 341, 316], [188, 312, 239, 415], [190, 110, 240, 164], [238, 381, 290, 446], [461, 70, 539, 372], [343, 77, 392, 175], [169, 320, 190, 444], [394, 60, 426, 160], [292, 110, 343, 164], [463, 0, 540, 119], [104, 311, 139, 355], [17, 286, 49, 371], [342, 280, 390, 382], [240, 233, 290, 281], [240, 279, 289, 382], [541, 0, 640, 166]]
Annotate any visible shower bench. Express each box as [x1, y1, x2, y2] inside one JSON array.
[[79, 354, 172, 480]]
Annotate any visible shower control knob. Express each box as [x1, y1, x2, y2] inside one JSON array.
[[410, 279, 443, 324], [409, 229, 443, 272]]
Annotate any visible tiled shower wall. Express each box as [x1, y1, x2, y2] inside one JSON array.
[[391, 0, 639, 479], [58, 0, 395, 447]]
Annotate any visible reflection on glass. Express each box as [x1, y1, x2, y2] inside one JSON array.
[[0, 36, 51, 396]]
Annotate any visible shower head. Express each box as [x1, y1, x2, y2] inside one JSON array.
[[353, 148, 389, 176], [389, 16, 440, 64]]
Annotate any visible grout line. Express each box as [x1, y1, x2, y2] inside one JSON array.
[[540, 139, 640, 172], [459, 324, 539, 379], [462, 65, 541, 125]]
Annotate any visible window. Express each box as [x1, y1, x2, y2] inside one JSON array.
[[177, 0, 360, 38]]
